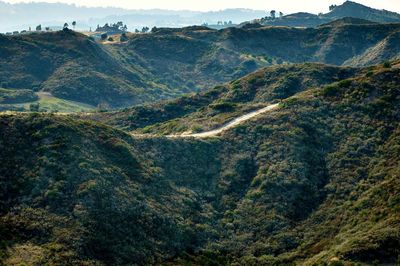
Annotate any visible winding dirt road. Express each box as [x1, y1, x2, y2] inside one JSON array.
[[1, 102, 280, 139], [162, 103, 280, 139]]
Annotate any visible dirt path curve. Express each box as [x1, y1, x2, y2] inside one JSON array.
[[1, 103, 280, 139], [132, 103, 279, 139], [172, 103, 279, 138]]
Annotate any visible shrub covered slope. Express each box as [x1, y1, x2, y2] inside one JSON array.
[[1, 61, 399, 265], [0, 29, 170, 108], [1, 22, 400, 109]]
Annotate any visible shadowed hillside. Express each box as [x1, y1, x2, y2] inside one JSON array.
[[95, 22, 400, 92], [318, 17, 378, 27], [1, 61, 399, 265], [344, 30, 400, 66], [2, 22, 400, 109], [89, 63, 356, 132], [0, 29, 172, 108]]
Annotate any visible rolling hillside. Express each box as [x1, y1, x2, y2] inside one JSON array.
[[0, 29, 172, 108], [344, 30, 400, 66], [1, 20, 400, 110], [257, 1, 400, 28], [1, 61, 399, 265], [89, 63, 356, 132], [1, 1, 400, 265], [325, 1, 400, 23], [112, 22, 400, 93]]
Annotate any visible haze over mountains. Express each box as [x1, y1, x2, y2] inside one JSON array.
[[2, 0, 400, 33], [0, 1, 266, 32]]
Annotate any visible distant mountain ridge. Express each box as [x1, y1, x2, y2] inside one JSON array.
[[325, 1, 400, 22], [0, 1, 266, 32], [252, 1, 400, 28]]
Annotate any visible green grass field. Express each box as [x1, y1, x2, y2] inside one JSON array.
[[0, 92, 95, 113]]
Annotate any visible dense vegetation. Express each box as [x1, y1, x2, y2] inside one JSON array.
[[0, 29, 169, 108], [1, 61, 399, 265], [1, 19, 400, 110], [87, 63, 356, 133], [112, 22, 400, 93], [0, 88, 38, 105], [0, 92, 95, 113]]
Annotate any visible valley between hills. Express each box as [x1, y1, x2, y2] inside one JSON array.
[[0, 1, 400, 265]]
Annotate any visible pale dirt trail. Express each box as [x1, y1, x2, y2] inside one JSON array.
[[1, 103, 280, 139], [132, 103, 279, 139]]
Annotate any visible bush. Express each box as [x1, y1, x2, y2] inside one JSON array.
[[383, 61, 391, 68], [0, 89, 38, 104], [210, 102, 236, 112], [29, 103, 40, 112], [329, 260, 345, 266], [0, 82, 9, 88], [120, 33, 128, 42], [321, 85, 340, 97], [338, 79, 352, 88]]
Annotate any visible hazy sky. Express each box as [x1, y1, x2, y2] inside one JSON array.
[[4, 0, 400, 13]]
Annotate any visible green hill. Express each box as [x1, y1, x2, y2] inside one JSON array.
[[325, 1, 400, 23], [118, 22, 400, 76], [344, 30, 400, 66], [255, 1, 400, 28], [0, 29, 172, 108], [1, 61, 399, 265], [2, 22, 400, 110], [90, 63, 356, 132]]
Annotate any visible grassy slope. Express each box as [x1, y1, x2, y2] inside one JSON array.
[[1, 62, 399, 265], [0, 30, 167, 108], [0, 92, 94, 112], [207, 63, 400, 265]]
